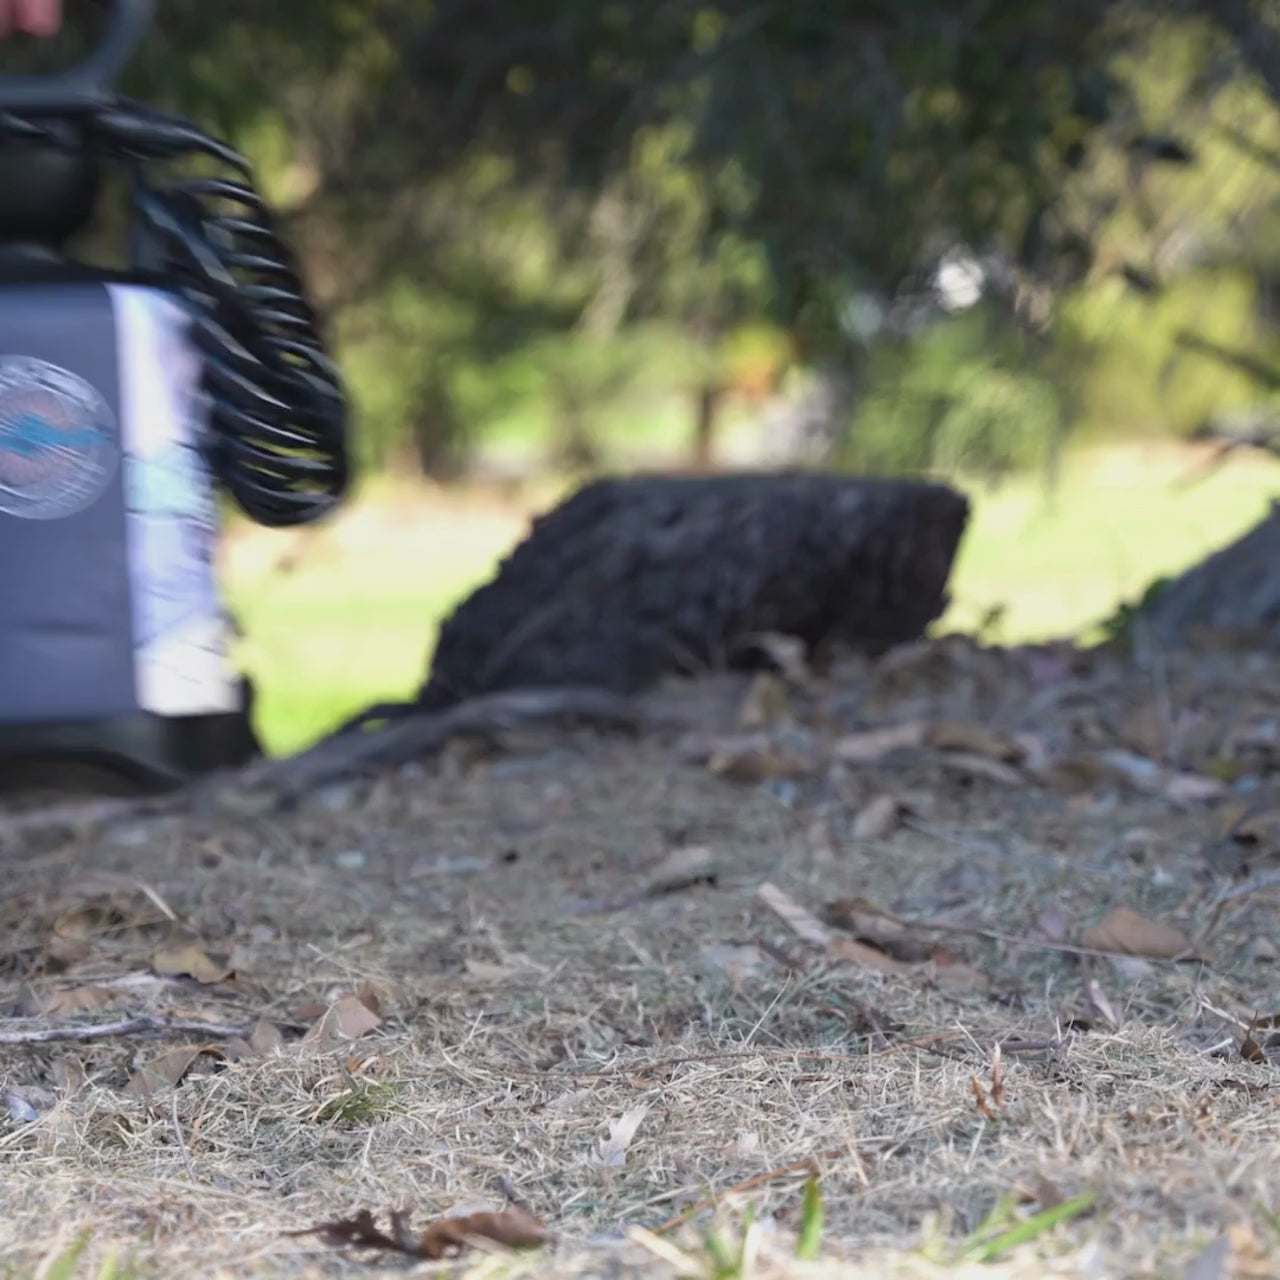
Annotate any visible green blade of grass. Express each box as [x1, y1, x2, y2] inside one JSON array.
[[964, 1191, 1099, 1263], [42, 1232, 91, 1280], [701, 1223, 741, 1277], [796, 1176, 824, 1261]]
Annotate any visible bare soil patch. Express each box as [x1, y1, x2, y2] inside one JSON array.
[[2, 635, 1279, 1277]]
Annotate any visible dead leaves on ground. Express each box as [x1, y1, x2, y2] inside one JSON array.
[[682, 633, 1269, 820], [759, 882, 1210, 1009], [1239, 1014, 1280, 1065], [7, 877, 240, 991], [126, 1042, 226, 1099], [1203, 792, 1280, 877], [2, 871, 391, 1101], [597, 1103, 650, 1168], [291, 1206, 550, 1260], [758, 882, 990, 994], [58, 991, 380, 1100], [300, 992, 382, 1053], [1080, 907, 1193, 959], [150, 938, 234, 985]]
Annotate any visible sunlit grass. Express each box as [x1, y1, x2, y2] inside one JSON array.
[[225, 445, 1280, 756], [946, 443, 1280, 642]]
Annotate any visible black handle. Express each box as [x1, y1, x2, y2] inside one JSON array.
[[0, 0, 152, 112]]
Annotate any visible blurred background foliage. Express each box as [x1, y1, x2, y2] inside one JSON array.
[[13, 0, 1280, 750], [10, 0, 1280, 487]]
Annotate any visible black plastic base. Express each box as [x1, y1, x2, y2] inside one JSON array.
[[0, 700, 261, 797]]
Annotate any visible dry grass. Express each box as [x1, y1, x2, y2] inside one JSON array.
[[4, 639, 1280, 1278]]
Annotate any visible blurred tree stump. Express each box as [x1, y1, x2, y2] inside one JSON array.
[[1138, 500, 1280, 647], [416, 472, 970, 709]]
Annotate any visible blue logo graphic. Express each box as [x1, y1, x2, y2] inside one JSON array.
[[0, 356, 118, 520]]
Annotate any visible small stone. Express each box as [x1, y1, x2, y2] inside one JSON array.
[[334, 849, 366, 871], [312, 781, 359, 812]]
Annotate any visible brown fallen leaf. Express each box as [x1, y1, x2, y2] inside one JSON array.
[[226, 1018, 286, 1060], [928, 945, 990, 992], [46, 888, 150, 966], [824, 897, 932, 962], [1204, 793, 1280, 877], [927, 720, 1020, 762], [25, 984, 116, 1017], [832, 721, 926, 765], [643, 845, 719, 896], [151, 939, 233, 985], [851, 794, 901, 841], [738, 672, 791, 729], [936, 751, 1025, 787], [828, 935, 908, 975], [757, 881, 832, 947], [126, 1043, 223, 1098], [356, 979, 386, 1016], [52, 890, 145, 943], [1080, 907, 1192, 959], [301, 993, 382, 1053], [708, 739, 811, 783], [290, 1206, 550, 1259]]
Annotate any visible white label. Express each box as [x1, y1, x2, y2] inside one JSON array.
[[109, 284, 240, 716]]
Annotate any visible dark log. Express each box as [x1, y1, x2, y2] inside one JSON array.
[[1137, 500, 1280, 647], [413, 472, 970, 710]]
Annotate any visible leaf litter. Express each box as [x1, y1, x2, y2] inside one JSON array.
[[289, 1205, 551, 1259], [3, 634, 1280, 1276]]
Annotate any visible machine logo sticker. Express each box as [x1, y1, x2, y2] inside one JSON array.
[[0, 355, 118, 520]]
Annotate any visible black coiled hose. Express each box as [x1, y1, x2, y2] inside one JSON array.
[[1, 98, 350, 527]]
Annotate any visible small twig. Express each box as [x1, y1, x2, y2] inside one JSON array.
[[0, 1016, 253, 1046], [170, 1092, 196, 1181], [654, 1155, 829, 1235]]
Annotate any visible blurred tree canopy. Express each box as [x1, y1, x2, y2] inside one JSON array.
[[11, 0, 1280, 478]]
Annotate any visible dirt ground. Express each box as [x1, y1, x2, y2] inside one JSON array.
[[3, 634, 1280, 1279]]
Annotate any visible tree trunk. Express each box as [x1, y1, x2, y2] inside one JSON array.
[[1136, 501, 1280, 647], [407, 376, 469, 481], [415, 471, 970, 709], [691, 383, 725, 470]]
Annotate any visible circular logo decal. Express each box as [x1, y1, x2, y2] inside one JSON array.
[[0, 355, 118, 520]]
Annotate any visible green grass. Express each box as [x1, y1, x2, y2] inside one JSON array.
[[946, 446, 1280, 641], [223, 499, 523, 755], [225, 448, 1280, 756]]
